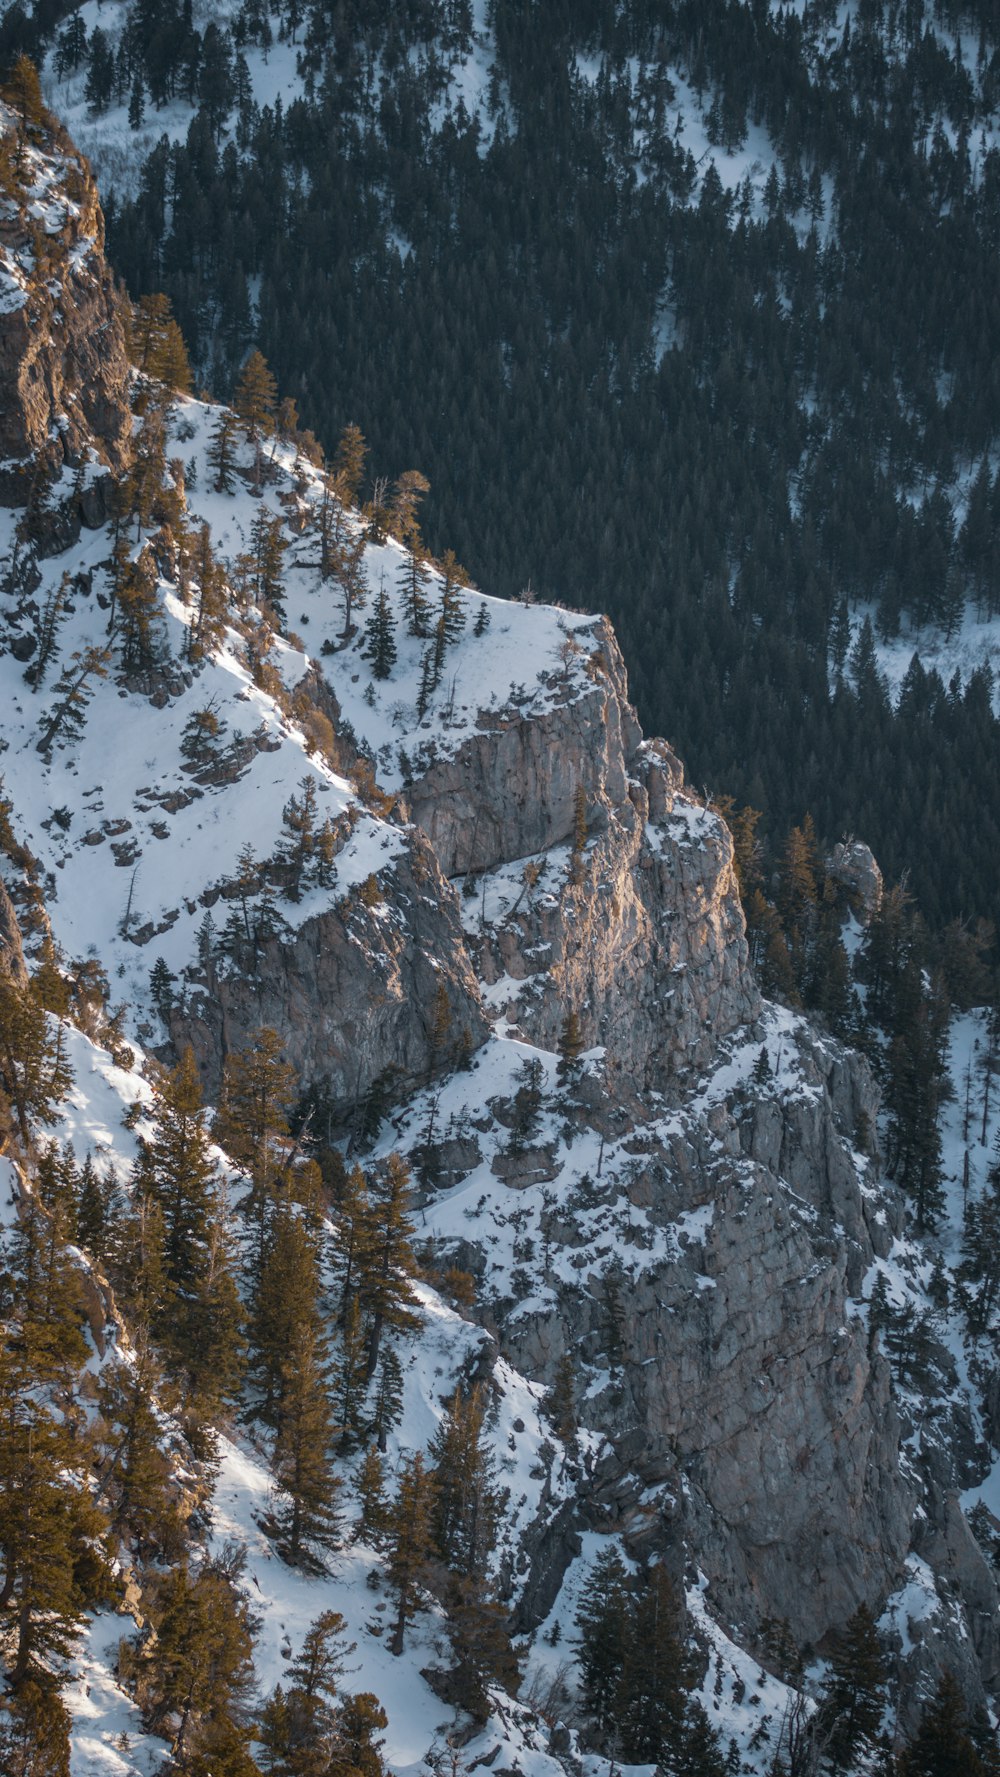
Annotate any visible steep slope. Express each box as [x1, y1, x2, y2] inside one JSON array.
[[0, 109, 998, 1776]]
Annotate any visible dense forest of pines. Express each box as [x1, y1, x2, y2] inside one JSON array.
[[4, 0, 1000, 935]]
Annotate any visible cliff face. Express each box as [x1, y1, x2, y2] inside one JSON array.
[[168, 827, 489, 1110], [0, 118, 996, 1755], [0, 102, 131, 518]]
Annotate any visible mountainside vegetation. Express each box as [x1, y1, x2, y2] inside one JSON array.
[[1, 31, 1000, 1777], [11, 0, 1000, 934]]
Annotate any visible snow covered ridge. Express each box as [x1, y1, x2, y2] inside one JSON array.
[[0, 116, 998, 1777]]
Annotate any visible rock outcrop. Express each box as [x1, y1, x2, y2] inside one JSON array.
[[472, 742, 757, 1086], [169, 827, 489, 1111], [0, 103, 132, 518], [406, 620, 642, 877]]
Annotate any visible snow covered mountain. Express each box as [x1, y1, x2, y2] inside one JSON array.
[[1, 94, 999, 1777]]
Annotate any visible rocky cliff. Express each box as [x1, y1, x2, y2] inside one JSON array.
[[0, 111, 997, 1764], [0, 97, 131, 523]]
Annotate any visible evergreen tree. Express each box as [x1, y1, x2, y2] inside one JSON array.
[[96, 1342, 183, 1562], [814, 1604, 887, 1774], [215, 1027, 297, 1270], [26, 573, 70, 692], [438, 550, 468, 645], [898, 1670, 996, 1777], [35, 650, 110, 760], [250, 508, 289, 618], [958, 1191, 1000, 1334], [271, 1319, 343, 1566], [258, 1610, 355, 1777], [236, 348, 278, 440], [210, 409, 240, 493], [333, 1291, 368, 1451], [74, 1154, 111, 1260], [429, 1384, 498, 1578], [142, 1048, 244, 1412], [399, 543, 432, 639], [387, 1451, 436, 1655], [332, 423, 367, 505], [441, 1573, 520, 1725], [367, 1346, 404, 1453], [358, 1153, 420, 1380], [133, 1552, 259, 1773], [364, 576, 397, 679], [0, 1343, 108, 1696], [248, 1206, 323, 1428], [353, 1444, 390, 1546], [575, 1544, 632, 1738], [618, 1565, 691, 1765]]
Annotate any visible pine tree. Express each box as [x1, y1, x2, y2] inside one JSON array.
[[250, 507, 289, 618], [358, 1153, 420, 1380], [248, 1206, 323, 1428], [333, 423, 367, 505], [215, 1027, 297, 1267], [6, 1182, 89, 1386], [74, 1154, 111, 1260], [131, 293, 173, 373], [367, 1347, 404, 1453], [3, 56, 46, 138], [353, 1445, 390, 1546], [332, 530, 368, 639], [333, 1291, 368, 1451], [898, 1670, 995, 1777], [145, 1049, 216, 1290], [332, 1692, 387, 1777], [281, 776, 319, 898], [210, 409, 240, 493], [429, 1384, 499, 1578], [271, 1319, 343, 1566], [142, 1047, 243, 1411], [236, 348, 278, 440], [258, 1610, 354, 1777], [390, 469, 430, 544], [26, 573, 70, 692], [399, 544, 433, 639], [0, 1343, 107, 1695], [441, 1573, 520, 1725], [575, 1545, 633, 1738], [188, 523, 228, 660], [133, 1553, 259, 1772], [618, 1564, 690, 1763], [438, 550, 468, 645], [387, 1451, 436, 1655], [35, 645, 111, 756], [108, 1190, 169, 1346], [116, 550, 162, 673], [0, 1680, 73, 1777], [959, 1191, 1000, 1333], [814, 1604, 887, 1775], [364, 577, 397, 679], [96, 1342, 183, 1561], [428, 980, 451, 1071]]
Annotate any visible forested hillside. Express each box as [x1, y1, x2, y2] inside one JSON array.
[[6, 0, 1000, 935], [1, 71, 1000, 1775]]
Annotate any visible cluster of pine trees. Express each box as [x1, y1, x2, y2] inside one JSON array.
[[0, 927, 530, 1772], [23, 0, 994, 942]]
